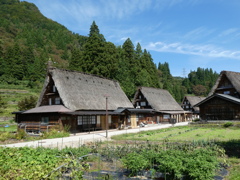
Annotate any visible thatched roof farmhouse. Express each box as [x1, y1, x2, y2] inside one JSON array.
[[132, 87, 186, 123], [133, 87, 184, 112], [14, 68, 133, 133], [195, 70, 240, 120], [181, 96, 205, 120], [181, 96, 205, 113]]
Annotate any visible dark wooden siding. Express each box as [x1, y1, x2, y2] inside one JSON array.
[[199, 97, 240, 120]]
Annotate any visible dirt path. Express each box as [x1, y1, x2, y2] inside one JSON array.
[[1, 122, 189, 149]]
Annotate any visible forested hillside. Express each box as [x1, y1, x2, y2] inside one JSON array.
[[0, 0, 219, 107], [0, 0, 87, 85]]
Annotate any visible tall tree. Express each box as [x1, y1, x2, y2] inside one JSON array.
[[79, 21, 117, 78], [69, 47, 82, 71], [89, 21, 105, 42]]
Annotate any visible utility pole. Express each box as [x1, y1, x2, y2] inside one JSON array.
[[104, 95, 110, 138], [182, 68, 187, 78]]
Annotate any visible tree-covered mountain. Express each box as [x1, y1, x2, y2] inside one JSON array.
[[0, 0, 219, 102], [0, 0, 87, 84], [158, 63, 219, 102]]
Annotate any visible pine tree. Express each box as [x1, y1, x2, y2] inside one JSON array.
[[69, 47, 82, 71], [89, 21, 105, 42], [79, 21, 117, 78]]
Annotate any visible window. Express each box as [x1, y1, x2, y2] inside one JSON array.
[[224, 91, 230, 95], [136, 102, 139, 106], [55, 97, 61, 105], [53, 85, 56, 92], [140, 101, 146, 106], [41, 117, 49, 124], [49, 98, 52, 105], [77, 116, 96, 125], [77, 116, 82, 125], [163, 114, 170, 119], [62, 116, 71, 121]]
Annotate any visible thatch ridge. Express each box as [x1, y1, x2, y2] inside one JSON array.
[[136, 86, 184, 111], [48, 67, 119, 83]]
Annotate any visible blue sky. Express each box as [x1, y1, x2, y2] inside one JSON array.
[[22, 0, 240, 77]]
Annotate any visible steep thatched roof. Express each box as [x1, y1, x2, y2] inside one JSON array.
[[183, 96, 205, 111], [134, 87, 184, 111], [37, 68, 133, 111], [208, 71, 240, 96]]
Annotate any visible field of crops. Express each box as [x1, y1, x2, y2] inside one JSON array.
[[0, 124, 240, 179]]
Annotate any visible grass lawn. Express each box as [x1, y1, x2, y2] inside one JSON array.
[[0, 124, 17, 132], [112, 125, 240, 142]]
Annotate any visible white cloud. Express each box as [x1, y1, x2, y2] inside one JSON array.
[[219, 28, 239, 37], [183, 27, 215, 41], [147, 41, 240, 60], [120, 37, 128, 41]]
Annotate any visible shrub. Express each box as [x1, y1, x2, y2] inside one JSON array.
[[0, 132, 15, 141], [223, 122, 233, 128], [17, 95, 38, 111], [121, 152, 149, 176], [15, 129, 28, 140], [193, 118, 200, 122], [41, 129, 69, 139]]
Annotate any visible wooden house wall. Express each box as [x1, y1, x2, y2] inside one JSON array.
[[40, 77, 63, 106], [136, 114, 154, 124], [199, 97, 240, 120], [60, 115, 76, 131], [181, 98, 194, 112], [16, 113, 126, 133], [17, 113, 61, 132], [134, 91, 152, 109]]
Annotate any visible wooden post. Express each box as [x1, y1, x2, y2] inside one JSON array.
[[106, 96, 108, 138]]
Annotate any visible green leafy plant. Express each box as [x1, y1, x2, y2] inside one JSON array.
[[17, 95, 38, 111], [121, 152, 149, 176], [223, 122, 233, 128], [41, 129, 69, 139], [0, 131, 15, 141], [15, 128, 28, 140]]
